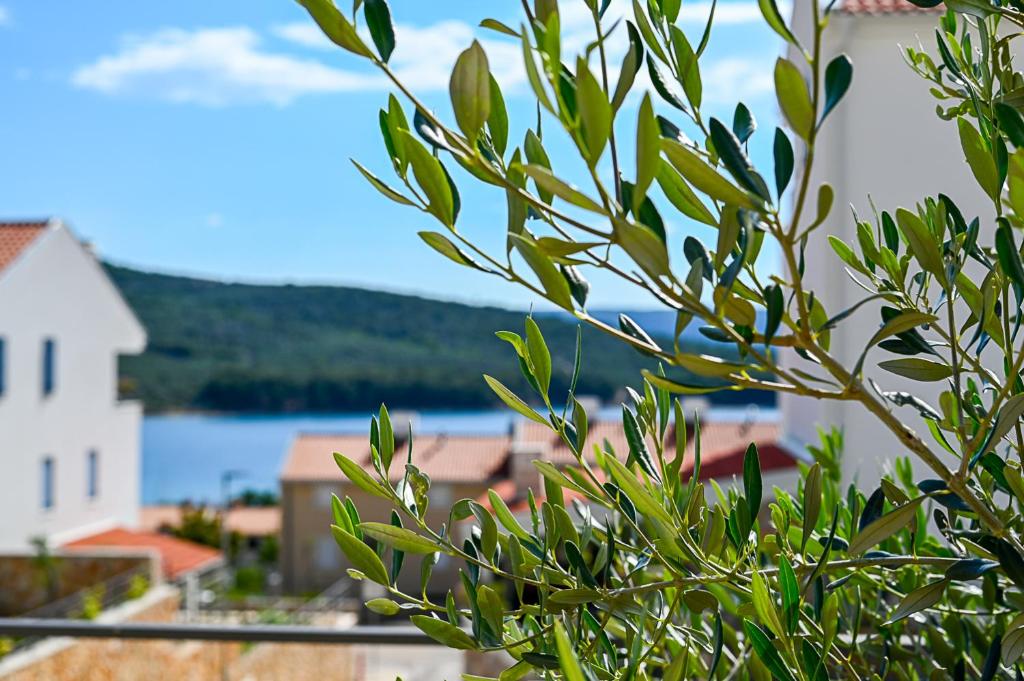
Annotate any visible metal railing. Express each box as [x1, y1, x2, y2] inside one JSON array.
[[0, 619, 433, 645], [18, 566, 149, 620]]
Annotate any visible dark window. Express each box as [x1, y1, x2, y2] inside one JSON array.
[[87, 450, 99, 499], [42, 338, 55, 396], [42, 457, 54, 510]]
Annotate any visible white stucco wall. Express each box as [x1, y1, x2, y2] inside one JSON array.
[[0, 223, 146, 550], [781, 10, 1000, 487]]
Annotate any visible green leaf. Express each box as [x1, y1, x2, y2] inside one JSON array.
[[520, 28, 553, 113], [488, 74, 509, 156], [848, 497, 923, 555], [479, 18, 517, 37], [613, 24, 644, 111], [521, 164, 605, 213], [524, 317, 551, 395], [996, 102, 1024, 147], [488, 489, 530, 541], [662, 139, 759, 209], [992, 394, 1024, 445], [743, 620, 798, 681], [576, 60, 611, 166], [622, 405, 660, 481], [548, 588, 602, 605], [363, 0, 395, 62], [483, 375, 548, 424], [743, 443, 762, 527], [634, 93, 660, 209], [764, 284, 783, 346], [959, 117, 1002, 202], [365, 597, 400, 615], [403, 131, 454, 226], [751, 571, 785, 639], [604, 455, 674, 527], [878, 358, 953, 382], [773, 128, 794, 197], [801, 463, 822, 553], [775, 58, 814, 140], [885, 579, 948, 625], [331, 525, 389, 584], [450, 41, 491, 142], [669, 26, 702, 109], [411, 615, 478, 650], [675, 353, 748, 378], [821, 54, 852, 122], [554, 622, 585, 681], [758, 0, 801, 48], [852, 310, 938, 377], [418, 231, 483, 270], [996, 219, 1024, 301], [709, 118, 772, 203], [510, 233, 576, 310], [333, 451, 391, 499], [296, 0, 373, 58], [351, 160, 415, 206], [657, 164, 716, 225], [896, 208, 944, 279], [613, 218, 671, 278], [359, 522, 444, 554], [778, 557, 800, 634]]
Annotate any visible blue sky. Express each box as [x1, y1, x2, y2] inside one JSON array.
[[0, 0, 784, 308]]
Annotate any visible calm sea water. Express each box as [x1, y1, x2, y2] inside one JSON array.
[[141, 406, 776, 503]]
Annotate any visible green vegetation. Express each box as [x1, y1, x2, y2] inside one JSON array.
[[109, 264, 765, 413], [295, 0, 1024, 677]]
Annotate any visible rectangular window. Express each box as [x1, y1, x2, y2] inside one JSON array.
[[42, 338, 56, 397], [0, 337, 5, 397], [87, 450, 99, 500], [42, 457, 54, 510]]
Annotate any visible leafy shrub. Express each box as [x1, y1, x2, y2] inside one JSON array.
[[79, 586, 105, 621], [294, 0, 1024, 677], [127, 573, 149, 600]]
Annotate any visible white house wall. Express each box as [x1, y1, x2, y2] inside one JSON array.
[[782, 11, 1001, 486], [0, 224, 146, 550]]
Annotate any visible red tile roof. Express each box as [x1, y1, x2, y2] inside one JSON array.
[[65, 528, 223, 580], [140, 505, 281, 536], [283, 419, 796, 494], [281, 432, 512, 483], [0, 220, 49, 274], [517, 419, 794, 480], [838, 0, 943, 14]]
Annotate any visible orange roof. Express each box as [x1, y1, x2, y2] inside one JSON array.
[[838, 0, 943, 14], [140, 505, 281, 536], [0, 220, 49, 274], [281, 432, 512, 483], [516, 419, 794, 481], [65, 528, 223, 580]]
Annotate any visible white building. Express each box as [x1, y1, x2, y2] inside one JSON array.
[[0, 219, 146, 550], [782, 0, 994, 485]]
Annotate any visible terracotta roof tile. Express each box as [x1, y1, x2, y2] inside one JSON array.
[[0, 220, 49, 274], [838, 0, 943, 14], [140, 505, 281, 536], [65, 528, 223, 580], [281, 432, 512, 483], [517, 419, 796, 481]]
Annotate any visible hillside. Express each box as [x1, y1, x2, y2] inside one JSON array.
[[108, 265, 771, 413]]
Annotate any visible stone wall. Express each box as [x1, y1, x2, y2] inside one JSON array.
[[0, 551, 155, 615]]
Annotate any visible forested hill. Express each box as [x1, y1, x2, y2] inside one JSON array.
[[108, 265, 770, 413]]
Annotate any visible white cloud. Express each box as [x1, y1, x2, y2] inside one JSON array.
[[702, 57, 775, 103], [72, 5, 777, 108], [74, 21, 524, 107], [72, 27, 379, 106]]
